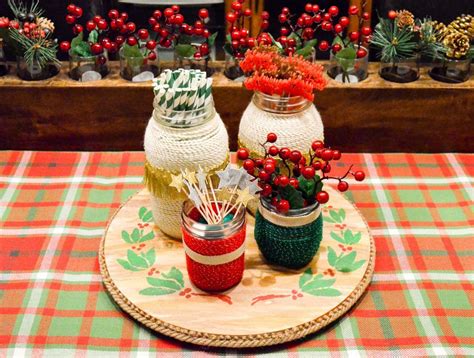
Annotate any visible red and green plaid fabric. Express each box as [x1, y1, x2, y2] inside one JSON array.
[[0, 151, 472, 356]]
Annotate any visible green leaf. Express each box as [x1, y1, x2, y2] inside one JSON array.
[[139, 287, 176, 296], [223, 43, 234, 56], [329, 210, 342, 223], [139, 230, 155, 243], [123, 43, 143, 58], [268, 33, 283, 50], [88, 30, 98, 44], [121, 230, 132, 244], [302, 276, 336, 292], [299, 268, 313, 289], [139, 207, 147, 220], [144, 248, 156, 266], [71, 32, 83, 49], [336, 47, 357, 72], [298, 176, 316, 198], [288, 31, 302, 49], [117, 258, 140, 271], [330, 231, 345, 244], [338, 209, 346, 221], [327, 247, 337, 266], [179, 34, 194, 44], [208, 32, 218, 47], [296, 39, 317, 57], [130, 228, 140, 243], [146, 277, 181, 291], [324, 216, 335, 223], [140, 208, 153, 222], [307, 288, 341, 296], [175, 44, 196, 58], [73, 41, 91, 57], [347, 259, 366, 272], [344, 230, 361, 245], [127, 249, 149, 269], [278, 185, 304, 209], [335, 251, 357, 272], [162, 267, 184, 288]]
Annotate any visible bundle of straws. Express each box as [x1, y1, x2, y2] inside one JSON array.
[[170, 165, 259, 225], [152, 69, 213, 114]]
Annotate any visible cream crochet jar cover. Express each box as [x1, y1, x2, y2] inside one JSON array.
[[144, 104, 229, 239], [238, 94, 324, 155]]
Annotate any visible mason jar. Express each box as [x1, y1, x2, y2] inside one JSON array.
[[238, 91, 324, 156], [119, 47, 160, 82], [181, 200, 246, 292], [379, 55, 420, 83], [144, 99, 229, 239], [69, 50, 109, 81], [174, 53, 214, 77], [255, 198, 323, 269], [16, 56, 59, 81], [429, 57, 471, 83]]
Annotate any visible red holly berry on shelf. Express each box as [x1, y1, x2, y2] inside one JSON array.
[[236, 134, 365, 213]]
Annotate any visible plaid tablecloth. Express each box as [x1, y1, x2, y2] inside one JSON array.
[[0, 151, 472, 357]]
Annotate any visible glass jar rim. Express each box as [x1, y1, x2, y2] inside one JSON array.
[[181, 200, 246, 240], [68, 49, 104, 60], [119, 46, 155, 59], [260, 197, 320, 217], [252, 91, 312, 114], [153, 99, 215, 128], [433, 56, 472, 63]]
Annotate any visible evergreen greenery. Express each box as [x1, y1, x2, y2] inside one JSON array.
[[370, 17, 417, 62], [9, 28, 59, 68]]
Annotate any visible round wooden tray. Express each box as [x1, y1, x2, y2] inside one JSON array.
[[99, 187, 375, 348]]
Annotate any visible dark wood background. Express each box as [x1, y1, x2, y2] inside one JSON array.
[[0, 61, 472, 153]]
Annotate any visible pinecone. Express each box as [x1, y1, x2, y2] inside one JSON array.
[[37, 17, 55, 33], [443, 30, 470, 58], [431, 20, 448, 41], [396, 10, 415, 28], [448, 14, 474, 41]]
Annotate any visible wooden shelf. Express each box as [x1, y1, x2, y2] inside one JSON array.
[[0, 61, 472, 152]]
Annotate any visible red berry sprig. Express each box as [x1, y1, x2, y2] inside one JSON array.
[[237, 133, 365, 213], [177, 8, 214, 59], [225, 0, 258, 59]]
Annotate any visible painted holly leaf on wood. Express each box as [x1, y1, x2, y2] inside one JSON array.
[[330, 230, 362, 245], [327, 247, 366, 273], [138, 207, 153, 223], [140, 267, 185, 296], [324, 209, 346, 224], [117, 248, 156, 271], [121, 228, 154, 244], [299, 268, 341, 297]]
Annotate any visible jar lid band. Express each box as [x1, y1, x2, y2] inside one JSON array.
[[258, 202, 321, 227], [183, 240, 245, 266]]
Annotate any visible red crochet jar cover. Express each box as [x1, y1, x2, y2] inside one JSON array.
[[182, 223, 246, 292]]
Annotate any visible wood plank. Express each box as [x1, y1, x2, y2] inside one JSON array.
[[0, 61, 472, 152]]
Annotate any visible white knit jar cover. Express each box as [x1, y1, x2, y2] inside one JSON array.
[[238, 94, 324, 155], [144, 108, 229, 239]]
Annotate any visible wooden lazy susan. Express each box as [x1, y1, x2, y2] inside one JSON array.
[[99, 187, 375, 348]]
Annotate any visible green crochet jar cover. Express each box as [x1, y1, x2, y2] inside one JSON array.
[[254, 210, 323, 269]]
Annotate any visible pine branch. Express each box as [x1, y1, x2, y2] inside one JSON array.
[[9, 28, 59, 68]]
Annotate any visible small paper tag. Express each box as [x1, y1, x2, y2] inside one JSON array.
[[81, 70, 102, 82]]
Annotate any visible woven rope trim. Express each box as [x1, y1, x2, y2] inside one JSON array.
[[144, 154, 229, 200], [99, 190, 376, 348]]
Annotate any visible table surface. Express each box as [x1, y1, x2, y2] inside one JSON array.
[[0, 151, 472, 356]]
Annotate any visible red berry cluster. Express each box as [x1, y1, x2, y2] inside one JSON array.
[[179, 8, 213, 59], [237, 133, 365, 213], [225, 0, 258, 59], [276, 3, 371, 58], [0, 17, 10, 29], [148, 5, 185, 49], [0, 14, 51, 40]]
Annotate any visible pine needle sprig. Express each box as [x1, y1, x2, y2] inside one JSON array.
[[370, 17, 418, 62], [8, 0, 44, 19], [416, 17, 444, 59], [9, 28, 59, 68]]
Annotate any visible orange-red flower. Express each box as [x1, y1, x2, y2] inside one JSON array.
[[240, 46, 327, 100]]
